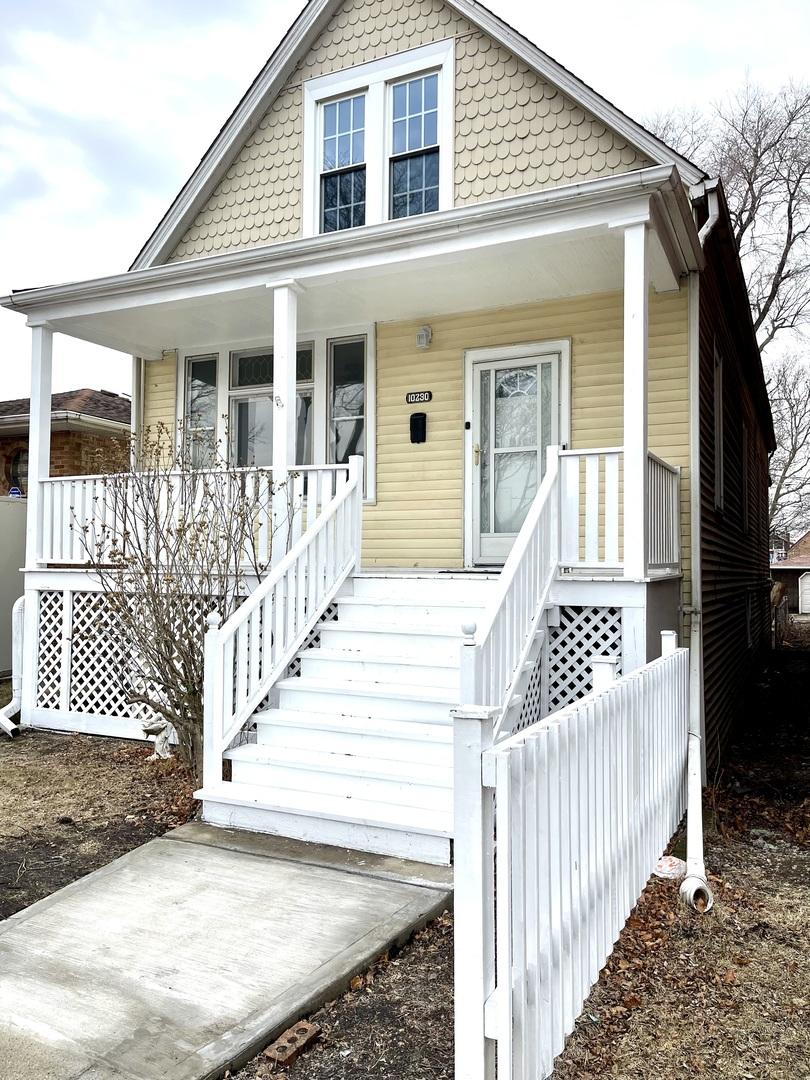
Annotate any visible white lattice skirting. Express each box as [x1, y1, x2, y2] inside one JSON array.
[[547, 605, 623, 712], [33, 588, 161, 739]]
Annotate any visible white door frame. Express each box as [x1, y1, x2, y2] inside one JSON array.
[[463, 338, 571, 567]]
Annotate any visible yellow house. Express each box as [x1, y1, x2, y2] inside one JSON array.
[[2, 0, 772, 864]]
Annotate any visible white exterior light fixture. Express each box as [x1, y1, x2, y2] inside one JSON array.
[[416, 326, 433, 349]]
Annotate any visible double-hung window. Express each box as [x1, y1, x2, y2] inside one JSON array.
[[321, 95, 366, 232], [229, 345, 314, 467], [390, 73, 439, 218], [304, 40, 453, 237]]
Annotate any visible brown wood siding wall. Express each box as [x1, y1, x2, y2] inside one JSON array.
[[699, 241, 771, 769]]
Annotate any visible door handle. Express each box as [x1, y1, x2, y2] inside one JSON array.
[[473, 443, 480, 466]]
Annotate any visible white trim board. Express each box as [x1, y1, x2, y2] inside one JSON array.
[[128, 0, 705, 270]]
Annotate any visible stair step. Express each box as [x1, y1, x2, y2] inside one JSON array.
[[299, 648, 459, 688], [198, 781, 453, 838], [225, 743, 452, 788], [277, 676, 457, 723], [351, 574, 498, 601], [254, 709, 452, 763], [222, 751, 453, 812], [335, 597, 487, 631], [318, 624, 465, 663], [255, 708, 452, 741]]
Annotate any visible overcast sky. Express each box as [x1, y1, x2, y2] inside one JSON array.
[[1, 0, 808, 401]]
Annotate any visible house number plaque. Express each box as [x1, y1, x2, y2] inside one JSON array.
[[405, 391, 432, 404]]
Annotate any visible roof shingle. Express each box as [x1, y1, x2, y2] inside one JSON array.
[[0, 388, 131, 426]]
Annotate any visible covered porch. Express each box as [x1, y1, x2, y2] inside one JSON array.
[[5, 164, 699, 584]]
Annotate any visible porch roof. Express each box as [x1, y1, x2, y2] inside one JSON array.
[[1, 166, 702, 358]]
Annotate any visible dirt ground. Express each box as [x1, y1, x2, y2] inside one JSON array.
[[0, 682, 195, 918], [234, 640, 810, 1080]]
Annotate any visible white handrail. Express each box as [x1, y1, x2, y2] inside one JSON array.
[[202, 456, 364, 786], [647, 453, 681, 572], [462, 446, 560, 738]]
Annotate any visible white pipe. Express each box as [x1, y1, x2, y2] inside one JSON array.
[[680, 707, 714, 911], [698, 184, 720, 247], [0, 596, 25, 738], [680, 270, 714, 912]]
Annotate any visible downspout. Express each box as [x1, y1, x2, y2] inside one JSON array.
[[0, 596, 25, 738], [681, 260, 714, 912]]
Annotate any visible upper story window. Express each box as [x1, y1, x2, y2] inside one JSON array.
[[321, 95, 366, 232], [390, 73, 439, 219], [303, 40, 453, 238]]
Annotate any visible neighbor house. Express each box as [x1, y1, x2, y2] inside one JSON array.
[[1, 0, 772, 861], [771, 528, 810, 613], [0, 388, 130, 496]]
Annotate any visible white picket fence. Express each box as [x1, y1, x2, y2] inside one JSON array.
[[453, 635, 689, 1080]]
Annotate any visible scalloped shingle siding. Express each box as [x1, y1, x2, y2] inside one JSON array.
[[167, 0, 650, 262]]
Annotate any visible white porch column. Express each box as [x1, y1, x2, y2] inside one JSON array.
[[623, 223, 649, 580], [25, 323, 53, 568], [271, 282, 300, 476]]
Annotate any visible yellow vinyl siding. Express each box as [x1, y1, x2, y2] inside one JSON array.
[[141, 352, 177, 434], [365, 288, 690, 603]]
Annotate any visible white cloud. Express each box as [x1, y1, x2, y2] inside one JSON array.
[[1, 0, 807, 399]]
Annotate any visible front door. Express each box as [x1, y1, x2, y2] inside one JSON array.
[[469, 349, 561, 564]]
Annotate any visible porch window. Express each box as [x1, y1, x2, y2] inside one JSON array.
[[390, 73, 440, 219], [184, 354, 218, 468], [328, 337, 365, 464], [320, 95, 366, 233], [229, 344, 314, 467]]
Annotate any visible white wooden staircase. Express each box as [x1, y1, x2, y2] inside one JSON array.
[[202, 573, 499, 864]]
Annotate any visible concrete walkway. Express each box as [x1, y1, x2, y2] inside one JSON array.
[[0, 822, 452, 1080]]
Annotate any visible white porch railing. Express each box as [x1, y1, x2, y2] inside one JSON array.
[[201, 456, 364, 789], [559, 448, 680, 576], [461, 446, 560, 741], [38, 465, 349, 566], [647, 452, 681, 573], [453, 635, 689, 1080], [559, 447, 621, 572]]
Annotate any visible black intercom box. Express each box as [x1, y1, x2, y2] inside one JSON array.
[[410, 412, 427, 443]]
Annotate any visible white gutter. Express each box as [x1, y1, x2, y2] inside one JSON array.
[[0, 411, 131, 437], [0, 597, 25, 738], [681, 269, 714, 913]]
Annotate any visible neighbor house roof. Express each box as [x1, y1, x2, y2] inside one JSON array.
[[0, 389, 131, 435], [130, 0, 706, 270], [772, 528, 810, 569]]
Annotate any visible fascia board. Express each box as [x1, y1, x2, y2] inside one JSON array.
[[130, 0, 337, 271], [4, 166, 682, 322]]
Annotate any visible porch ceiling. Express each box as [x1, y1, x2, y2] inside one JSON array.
[[2, 166, 702, 358], [56, 227, 656, 354]]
